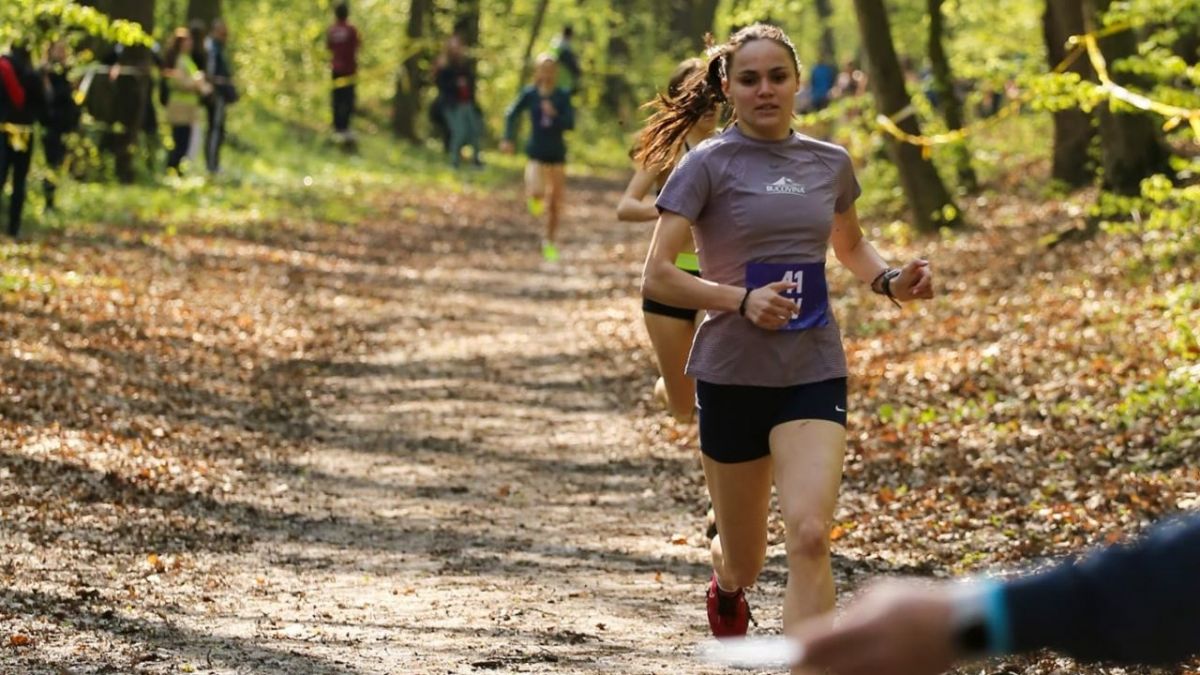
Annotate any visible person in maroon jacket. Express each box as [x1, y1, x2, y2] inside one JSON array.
[[326, 2, 361, 142], [1, 44, 45, 238]]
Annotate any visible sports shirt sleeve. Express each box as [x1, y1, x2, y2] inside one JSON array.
[[834, 149, 861, 213], [654, 148, 711, 223], [503, 87, 533, 142], [1002, 514, 1200, 665]]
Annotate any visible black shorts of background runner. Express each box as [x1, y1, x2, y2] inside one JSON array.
[[696, 377, 847, 463], [642, 268, 701, 321]]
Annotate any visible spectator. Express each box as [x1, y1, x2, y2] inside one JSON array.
[[326, 2, 361, 143], [808, 53, 836, 111], [40, 39, 80, 212], [1, 43, 45, 238], [435, 35, 483, 168], [794, 515, 1200, 675], [203, 18, 237, 174], [162, 28, 212, 175], [550, 25, 582, 96]]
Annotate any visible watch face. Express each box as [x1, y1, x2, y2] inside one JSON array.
[[954, 620, 989, 656]]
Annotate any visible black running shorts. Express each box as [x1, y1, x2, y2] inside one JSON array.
[[642, 269, 701, 322], [696, 377, 848, 464]]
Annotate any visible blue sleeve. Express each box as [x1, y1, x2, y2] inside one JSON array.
[[1002, 514, 1200, 665], [504, 87, 533, 141]]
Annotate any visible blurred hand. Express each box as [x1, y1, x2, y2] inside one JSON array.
[[499, 140, 514, 155], [797, 580, 958, 675], [743, 281, 799, 330], [891, 259, 933, 302]]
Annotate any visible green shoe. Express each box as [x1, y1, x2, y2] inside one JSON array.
[[541, 242, 559, 262], [527, 196, 545, 217]]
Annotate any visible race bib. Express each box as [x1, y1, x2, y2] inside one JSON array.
[[745, 261, 830, 331]]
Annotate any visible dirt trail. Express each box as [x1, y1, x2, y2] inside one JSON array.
[[2, 178, 788, 675], [6, 174, 1187, 675]]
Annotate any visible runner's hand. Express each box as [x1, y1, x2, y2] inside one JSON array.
[[500, 140, 514, 154], [891, 259, 933, 302], [796, 580, 958, 675], [743, 281, 798, 330]]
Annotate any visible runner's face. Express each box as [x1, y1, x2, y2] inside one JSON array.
[[536, 61, 557, 87], [722, 39, 798, 139], [694, 104, 719, 136]]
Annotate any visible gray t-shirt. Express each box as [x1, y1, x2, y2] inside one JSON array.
[[655, 125, 861, 387]]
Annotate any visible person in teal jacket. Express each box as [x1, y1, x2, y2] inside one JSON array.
[[501, 53, 574, 262]]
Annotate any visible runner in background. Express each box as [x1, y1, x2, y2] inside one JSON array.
[[501, 53, 574, 263], [617, 58, 718, 422]]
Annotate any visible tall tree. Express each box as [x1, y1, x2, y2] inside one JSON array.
[[926, 0, 977, 192], [393, 0, 432, 142], [517, 0, 551, 90], [668, 0, 721, 54], [603, 0, 637, 124], [1043, 0, 1096, 188], [815, 0, 836, 61], [186, 0, 221, 28], [1085, 0, 1174, 194], [454, 0, 480, 47], [853, 0, 961, 230], [82, 0, 156, 184]]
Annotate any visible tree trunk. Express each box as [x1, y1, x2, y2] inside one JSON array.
[[1173, 15, 1199, 64], [668, 0, 721, 54], [83, 0, 155, 183], [455, 0, 481, 46], [393, 0, 432, 141], [186, 0, 221, 28], [853, 0, 961, 230], [1085, 0, 1174, 194], [927, 0, 977, 192], [815, 0, 836, 61], [603, 0, 636, 124], [1044, 0, 1096, 188], [517, 0, 551, 91]]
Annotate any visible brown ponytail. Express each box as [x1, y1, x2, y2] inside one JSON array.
[[633, 43, 727, 172], [633, 24, 800, 171]]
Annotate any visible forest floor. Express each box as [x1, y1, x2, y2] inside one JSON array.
[[1, 166, 1198, 674]]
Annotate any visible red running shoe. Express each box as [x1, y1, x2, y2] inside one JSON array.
[[706, 573, 751, 637]]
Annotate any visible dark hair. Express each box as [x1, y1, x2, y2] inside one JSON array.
[[164, 27, 191, 69], [335, 3, 349, 20], [563, 25, 574, 38], [634, 24, 799, 170], [632, 58, 709, 170]]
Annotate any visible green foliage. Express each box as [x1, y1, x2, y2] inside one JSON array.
[[0, 0, 152, 53]]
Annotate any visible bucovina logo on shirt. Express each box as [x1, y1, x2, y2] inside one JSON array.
[[765, 177, 807, 195]]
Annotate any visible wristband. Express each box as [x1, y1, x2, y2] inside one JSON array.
[[737, 287, 751, 316], [950, 581, 1010, 657], [871, 267, 903, 308]]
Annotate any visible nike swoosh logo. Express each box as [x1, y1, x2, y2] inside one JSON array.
[[835, 406, 846, 412]]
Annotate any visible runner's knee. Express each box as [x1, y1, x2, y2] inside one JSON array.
[[783, 516, 830, 561]]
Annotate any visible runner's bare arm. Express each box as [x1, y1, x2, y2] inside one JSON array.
[[616, 168, 663, 222], [642, 211, 740, 311], [831, 205, 933, 302]]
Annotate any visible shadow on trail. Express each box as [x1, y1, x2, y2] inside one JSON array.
[[1, 588, 364, 675]]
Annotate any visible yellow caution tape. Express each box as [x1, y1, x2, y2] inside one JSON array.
[[874, 20, 1200, 148], [1, 123, 34, 152], [1076, 32, 1200, 140]]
